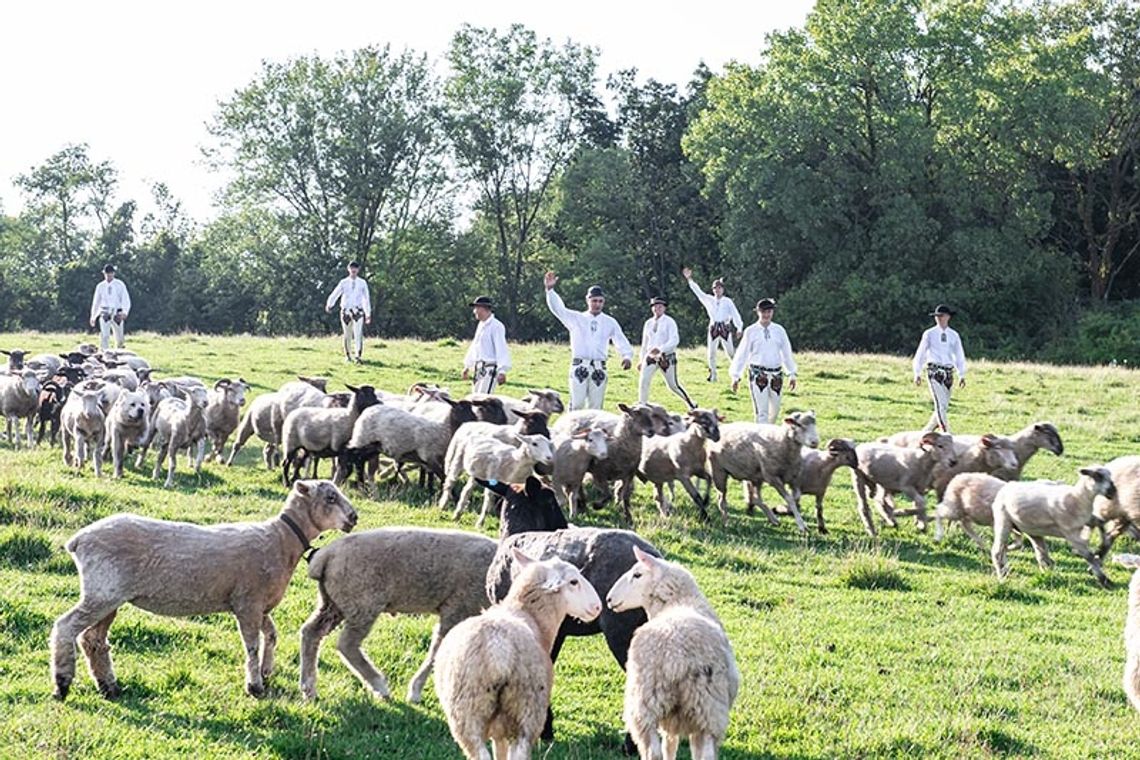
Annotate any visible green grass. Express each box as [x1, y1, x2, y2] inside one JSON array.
[[1, 330, 1139, 758]]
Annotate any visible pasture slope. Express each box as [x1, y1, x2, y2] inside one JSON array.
[[1, 331, 1139, 759]]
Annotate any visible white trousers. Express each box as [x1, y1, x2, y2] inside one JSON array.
[[638, 356, 694, 408], [341, 314, 364, 359], [471, 363, 499, 395], [706, 331, 735, 381], [99, 315, 125, 350], [569, 360, 607, 411], [922, 367, 953, 433], [747, 367, 783, 424]]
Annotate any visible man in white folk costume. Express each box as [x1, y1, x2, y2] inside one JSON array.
[[684, 266, 743, 382], [462, 295, 511, 394], [637, 296, 695, 409], [324, 261, 372, 364], [731, 298, 798, 424], [544, 271, 633, 411], [912, 303, 967, 433], [89, 264, 131, 351]]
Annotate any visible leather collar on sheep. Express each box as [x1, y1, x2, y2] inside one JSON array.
[[280, 513, 317, 563]]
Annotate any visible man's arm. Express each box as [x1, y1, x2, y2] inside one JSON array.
[[544, 287, 577, 329], [90, 284, 101, 324], [780, 327, 798, 390], [362, 280, 372, 323], [119, 281, 131, 316], [729, 327, 748, 383], [686, 276, 714, 313], [325, 279, 343, 312], [912, 331, 928, 383], [730, 300, 743, 332], [954, 333, 967, 387], [492, 320, 511, 373], [610, 320, 634, 368]]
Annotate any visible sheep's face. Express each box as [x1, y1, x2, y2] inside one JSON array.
[[78, 390, 104, 417], [294, 480, 358, 532], [979, 436, 1018, 472], [1079, 467, 1117, 500], [826, 438, 858, 468], [785, 411, 820, 448], [921, 432, 958, 468], [471, 396, 508, 424], [2, 349, 27, 370], [188, 386, 210, 409], [686, 409, 721, 443], [607, 546, 664, 613], [518, 433, 555, 468], [583, 428, 609, 459], [510, 549, 602, 623], [1033, 422, 1064, 456], [523, 389, 565, 415], [227, 379, 250, 407], [18, 370, 40, 396], [515, 410, 551, 438]]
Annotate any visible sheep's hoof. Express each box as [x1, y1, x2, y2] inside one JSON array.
[[97, 679, 122, 700], [53, 676, 71, 701], [818, 525, 829, 535], [1097, 574, 1114, 590], [246, 682, 266, 698]]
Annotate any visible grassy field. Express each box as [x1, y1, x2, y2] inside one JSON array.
[[2, 330, 1140, 759]]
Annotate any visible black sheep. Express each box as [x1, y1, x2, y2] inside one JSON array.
[[479, 476, 568, 538], [486, 527, 662, 755]]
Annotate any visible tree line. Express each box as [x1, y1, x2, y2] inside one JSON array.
[[1, 0, 1138, 364]]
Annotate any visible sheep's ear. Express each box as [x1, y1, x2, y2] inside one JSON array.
[[980, 434, 997, 447], [632, 545, 658, 567], [783, 416, 797, 427], [294, 481, 312, 497], [345, 384, 359, 392], [214, 379, 230, 390], [714, 408, 726, 422], [617, 402, 632, 414], [511, 546, 537, 568], [1079, 467, 1099, 479]]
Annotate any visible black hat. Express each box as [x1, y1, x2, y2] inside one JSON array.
[[469, 296, 494, 309], [347, 261, 361, 269], [930, 304, 956, 316], [585, 285, 605, 299], [756, 298, 777, 310], [102, 264, 116, 274], [649, 296, 668, 307]]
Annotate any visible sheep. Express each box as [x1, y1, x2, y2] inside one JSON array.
[[227, 391, 281, 469], [881, 430, 1020, 500], [0, 369, 41, 448], [443, 433, 556, 525], [637, 408, 723, 520], [281, 385, 380, 486], [26, 353, 65, 377], [481, 477, 569, 539], [148, 384, 210, 488], [551, 425, 611, 519], [851, 432, 957, 536], [476, 388, 564, 424], [440, 410, 552, 508], [487, 527, 663, 752], [104, 389, 151, 479], [888, 422, 1063, 481], [299, 527, 499, 703], [437, 549, 602, 760], [97, 366, 140, 392], [2, 348, 28, 373], [794, 438, 858, 534], [60, 387, 106, 476], [991, 467, 1117, 588], [1092, 456, 1140, 558], [933, 472, 1008, 551], [35, 378, 71, 447], [50, 480, 357, 701], [1113, 554, 1140, 712], [706, 411, 820, 528], [607, 547, 740, 760], [551, 403, 674, 522], [271, 375, 330, 443], [204, 377, 251, 462]]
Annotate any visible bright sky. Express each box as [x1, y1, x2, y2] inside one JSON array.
[[2, 0, 814, 223]]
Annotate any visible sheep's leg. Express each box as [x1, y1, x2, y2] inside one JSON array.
[[663, 731, 681, 760], [1097, 519, 1129, 559], [1026, 535, 1054, 569], [654, 483, 672, 517], [618, 479, 636, 524], [50, 599, 121, 700], [900, 488, 927, 532], [712, 468, 731, 526], [506, 740, 532, 760], [769, 480, 807, 533], [627, 714, 662, 760], [111, 431, 124, 478], [336, 621, 390, 699], [164, 440, 178, 489], [92, 433, 105, 479], [814, 495, 828, 534], [491, 738, 509, 760], [991, 509, 1013, 580], [852, 472, 878, 537], [299, 598, 345, 701], [453, 479, 478, 521], [62, 429, 73, 468], [75, 435, 87, 471], [194, 438, 206, 474], [234, 610, 266, 697], [677, 476, 708, 520], [407, 619, 448, 703], [689, 733, 715, 760], [747, 481, 780, 526], [152, 437, 166, 480], [24, 413, 34, 448], [259, 613, 277, 681], [476, 488, 498, 528], [958, 518, 990, 555], [1066, 532, 1112, 589], [79, 609, 120, 699]]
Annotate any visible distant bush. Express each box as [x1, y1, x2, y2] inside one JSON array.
[[1043, 301, 1140, 367]]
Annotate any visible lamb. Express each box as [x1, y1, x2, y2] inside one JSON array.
[[271, 375, 329, 444], [1112, 554, 1140, 712], [607, 547, 740, 760], [436, 549, 602, 760], [281, 385, 380, 485], [551, 403, 674, 522], [478, 388, 564, 423], [60, 387, 106, 476], [1092, 456, 1140, 558], [706, 411, 820, 528], [50, 480, 357, 701], [299, 527, 498, 703], [226, 391, 280, 469], [550, 425, 611, 519], [933, 472, 1008, 551], [443, 433, 556, 525], [104, 389, 151, 479], [35, 377, 71, 447], [2, 348, 28, 373], [991, 467, 1117, 588], [480, 477, 569, 539], [882, 430, 1020, 499], [0, 369, 42, 448], [637, 408, 723, 520], [487, 528, 663, 752], [199, 377, 250, 462], [148, 384, 210, 488], [886, 422, 1063, 481], [794, 438, 858, 534], [851, 432, 957, 536]]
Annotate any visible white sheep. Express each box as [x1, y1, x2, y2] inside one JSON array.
[[607, 546, 740, 760], [1092, 456, 1140, 558], [551, 425, 611, 519], [932, 472, 1008, 551], [852, 432, 957, 535], [271, 376, 329, 443], [794, 438, 858, 534], [61, 387, 106, 476], [443, 433, 555, 525], [637, 408, 723, 520], [104, 388, 151, 479], [0, 368, 41, 448], [299, 527, 498, 703], [149, 384, 210, 488], [992, 467, 1117, 588], [1112, 554, 1140, 712], [280, 385, 379, 485], [433, 549, 602, 760], [204, 377, 250, 462], [50, 480, 358, 700], [226, 391, 280, 469]]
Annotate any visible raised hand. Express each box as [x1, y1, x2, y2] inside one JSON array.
[[682, 267, 692, 280], [544, 271, 558, 290]]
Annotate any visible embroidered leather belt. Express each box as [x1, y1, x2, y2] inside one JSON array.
[[572, 358, 606, 387], [99, 309, 123, 324], [926, 363, 954, 390], [749, 365, 784, 394], [710, 321, 733, 340], [474, 361, 497, 378], [653, 352, 677, 371], [341, 308, 365, 325]]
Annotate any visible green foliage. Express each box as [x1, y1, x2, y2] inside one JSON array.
[[1044, 302, 1140, 366], [839, 546, 911, 591]]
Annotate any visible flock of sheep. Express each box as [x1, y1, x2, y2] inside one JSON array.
[[3, 341, 1140, 758]]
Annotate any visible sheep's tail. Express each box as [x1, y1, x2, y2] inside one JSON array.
[[64, 532, 83, 554], [307, 546, 330, 581], [1114, 554, 1140, 569]]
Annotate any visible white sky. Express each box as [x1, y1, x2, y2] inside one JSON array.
[[2, 0, 814, 223]]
